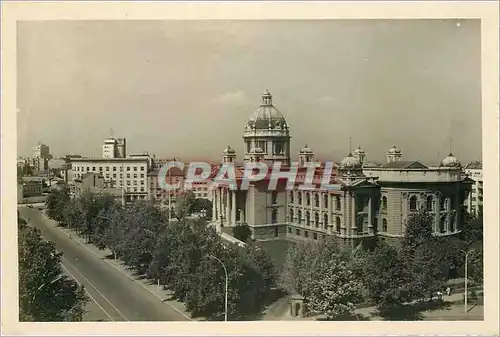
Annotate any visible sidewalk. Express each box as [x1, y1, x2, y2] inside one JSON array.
[[43, 213, 201, 321]]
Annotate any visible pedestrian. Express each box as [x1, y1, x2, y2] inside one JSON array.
[[446, 287, 451, 296], [436, 291, 443, 300]]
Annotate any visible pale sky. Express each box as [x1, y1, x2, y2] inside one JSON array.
[[17, 19, 482, 164]]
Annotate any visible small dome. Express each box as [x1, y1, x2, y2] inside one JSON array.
[[250, 146, 264, 154], [441, 153, 461, 168], [387, 145, 402, 154], [223, 145, 236, 155], [300, 144, 313, 154], [340, 153, 362, 169], [353, 146, 365, 155]]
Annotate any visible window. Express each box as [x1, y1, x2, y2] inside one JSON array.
[[409, 195, 418, 211], [382, 196, 387, 210], [449, 215, 455, 232], [134, 187, 137, 192], [306, 193, 311, 206], [92, 166, 96, 171], [298, 210, 302, 224], [134, 167, 137, 171], [426, 196, 433, 211], [305, 231, 309, 238], [439, 216, 446, 233], [257, 141, 267, 152], [336, 196, 341, 211], [140, 187, 145, 192], [274, 142, 284, 154], [133, 181, 137, 185], [141, 180, 144, 185], [272, 191, 278, 204], [288, 227, 292, 234], [120, 166, 123, 172], [106, 167, 110, 171], [290, 192, 294, 204], [112, 174, 116, 178], [127, 174, 130, 178], [382, 219, 388, 232], [298, 193, 302, 205], [313, 232, 318, 240], [99, 167, 103, 172], [323, 214, 328, 229], [271, 209, 278, 224], [440, 197, 446, 211], [336, 216, 341, 233], [140, 174, 144, 178], [306, 211, 310, 226], [141, 166, 145, 171], [120, 174, 123, 179], [289, 208, 294, 222], [296, 229, 300, 236], [127, 181, 131, 186], [324, 194, 328, 208], [127, 167, 131, 171], [274, 227, 279, 237], [314, 213, 319, 228], [113, 167, 117, 171], [86, 167, 89, 171]]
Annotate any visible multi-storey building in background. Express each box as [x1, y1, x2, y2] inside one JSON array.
[[210, 91, 474, 246], [464, 161, 483, 216], [32, 142, 51, 172], [102, 136, 127, 159]]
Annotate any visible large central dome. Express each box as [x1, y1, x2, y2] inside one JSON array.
[[246, 90, 288, 130]]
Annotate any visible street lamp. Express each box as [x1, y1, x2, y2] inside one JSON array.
[[32, 275, 63, 303], [208, 254, 228, 321], [460, 248, 475, 314]]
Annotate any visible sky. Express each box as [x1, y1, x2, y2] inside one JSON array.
[[17, 19, 482, 164]]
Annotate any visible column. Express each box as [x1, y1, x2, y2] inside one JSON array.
[[212, 190, 216, 220], [225, 189, 231, 225], [328, 193, 332, 233], [368, 196, 373, 234], [231, 190, 237, 225], [319, 193, 323, 228], [351, 193, 356, 235]]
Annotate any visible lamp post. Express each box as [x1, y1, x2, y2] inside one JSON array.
[[460, 248, 475, 314], [32, 275, 63, 303], [208, 254, 228, 321]]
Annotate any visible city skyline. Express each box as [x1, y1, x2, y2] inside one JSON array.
[[17, 19, 481, 163]]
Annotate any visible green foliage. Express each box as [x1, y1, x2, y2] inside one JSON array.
[[46, 186, 71, 223], [18, 225, 88, 321], [174, 190, 196, 221], [191, 198, 213, 219], [233, 224, 251, 243], [459, 212, 483, 245], [469, 247, 483, 285]]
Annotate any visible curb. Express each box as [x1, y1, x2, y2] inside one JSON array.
[[47, 216, 193, 321]]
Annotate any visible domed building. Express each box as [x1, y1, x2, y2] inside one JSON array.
[[352, 146, 366, 165], [243, 90, 291, 166], [222, 145, 236, 163], [441, 153, 462, 168], [298, 144, 315, 166]]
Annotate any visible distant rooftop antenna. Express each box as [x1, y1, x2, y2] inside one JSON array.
[[449, 138, 453, 154], [349, 137, 352, 154]]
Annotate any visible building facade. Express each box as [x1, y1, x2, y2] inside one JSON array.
[[102, 136, 127, 159], [68, 157, 149, 201], [210, 90, 474, 245], [464, 161, 483, 216]]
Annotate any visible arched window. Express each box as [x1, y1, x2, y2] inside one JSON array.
[[306, 193, 311, 206], [324, 194, 328, 208], [382, 218, 388, 232], [382, 196, 387, 210], [335, 216, 341, 233], [290, 192, 294, 204], [314, 213, 319, 228], [298, 210, 302, 224], [306, 211, 310, 226], [409, 195, 418, 211], [315, 194, 320, 207], [272, 191, 278, 204], [323, 214, 328, 229], [289, 208, 294, 222], [298, 192, 302, 205], [449, 215, 455, 232], [440, 197, 446, 211], [335, 196, 341, 211], [426, 196, 433, 211]]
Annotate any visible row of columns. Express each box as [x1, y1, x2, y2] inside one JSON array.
[[212, 187, 238, 226]]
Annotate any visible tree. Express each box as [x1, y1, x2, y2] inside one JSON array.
[[468, 247, 483, 285], [174, 190, 196, 221], [18, 225, 88, 321], [459, 212, 483, 245], [233, 224, 251, 243], [46, 186, 71, 223], [307, 255, 364, 320], [191, 198, 213, 219], [360, 240, 407, 309]]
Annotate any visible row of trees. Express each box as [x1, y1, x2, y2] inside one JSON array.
[[280, 210, 484, 320], [18, 215, 89, 321], [46, 187, 277, 320]]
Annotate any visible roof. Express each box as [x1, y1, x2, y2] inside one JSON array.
[[246, 91, 289, 130], [70, 157, 149, 163], [147, 167, 185, 177], [465, 161, 482, 170], [381, 161, 429, 169]]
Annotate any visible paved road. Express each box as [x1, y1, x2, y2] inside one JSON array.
[[19, 207, 190, 322]]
